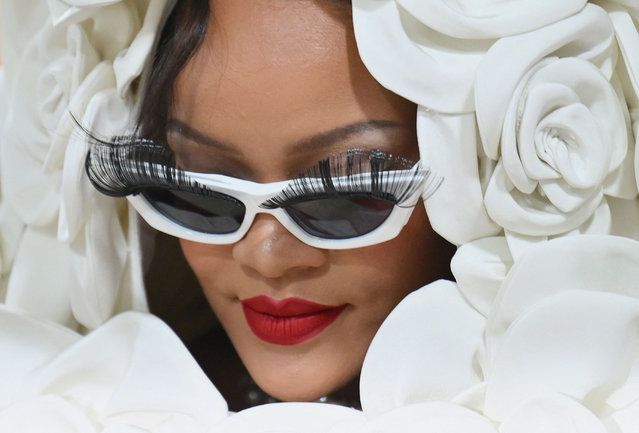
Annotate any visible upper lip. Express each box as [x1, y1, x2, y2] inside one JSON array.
[[241, 295, 345, 317]]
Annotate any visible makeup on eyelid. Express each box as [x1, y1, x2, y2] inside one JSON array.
[[166, 119, 415, 179]]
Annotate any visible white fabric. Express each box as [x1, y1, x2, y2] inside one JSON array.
[[1, 0, 639, 431], [1, 236, 639, 431], [0, 0, 172, 330], [0, 307, 228, 433]]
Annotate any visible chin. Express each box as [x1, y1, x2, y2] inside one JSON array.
[[255, 374, 343, 402], [247, 359, 359, 403]]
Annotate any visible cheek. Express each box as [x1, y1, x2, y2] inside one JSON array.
[[178, 239, 235, 296], [343, 203, 453, 307]]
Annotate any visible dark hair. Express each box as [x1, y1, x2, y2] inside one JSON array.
[[136, 0, 210, 147]]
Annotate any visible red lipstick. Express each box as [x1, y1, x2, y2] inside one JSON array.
[[241, 296, 346, 345]]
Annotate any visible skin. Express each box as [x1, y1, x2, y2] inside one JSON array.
[[170, 0, 453, 402]]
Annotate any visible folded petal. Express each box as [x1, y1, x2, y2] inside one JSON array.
[[361, 281, 485, 417], [214, 402, 364, 433], [485, 291, 639, 419]]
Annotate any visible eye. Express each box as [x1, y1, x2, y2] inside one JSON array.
[[283, 195, 395, 239], [142, 188, 246, 234]]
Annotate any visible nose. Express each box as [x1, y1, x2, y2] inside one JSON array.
[[232, 214, 328, 279]]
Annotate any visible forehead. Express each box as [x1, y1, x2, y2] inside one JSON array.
[[172, 0, 417, 176]]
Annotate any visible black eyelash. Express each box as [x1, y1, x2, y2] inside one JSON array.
[[83, 130, 211, 198], [259, 149, 442, 209], [84, 128, 443, 207]]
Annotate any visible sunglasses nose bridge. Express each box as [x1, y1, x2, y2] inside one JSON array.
[[235, 182, 293, 236]]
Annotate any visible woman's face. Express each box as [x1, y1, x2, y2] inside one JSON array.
[[171, 0, 452, 401]]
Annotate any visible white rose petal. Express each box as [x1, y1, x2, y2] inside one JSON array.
[[499, 394, 608, 433], [451, 236, 513, 317], [0, 306, 80, 407], [485, 290, 639, 420], [4, 227, 78, 328], [604, 399, 639, 432], [46, 0, 121, 27], [485, 235, 639, 353], [417, 108, 500, 244], [352, 0, 491, 113], [600, 0, 639, 98], [5, 312, 228, 432], [397, 0, 586, 39], [214, 402, 364, 433], [0, 395, 98, 433], [355, 402, 497, 433], [360, 281, 485, 417]]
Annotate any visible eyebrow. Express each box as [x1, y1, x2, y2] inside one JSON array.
[[289, 120, 407, 153], [166, 119, 407, 154], [167, 119, 237, 153]]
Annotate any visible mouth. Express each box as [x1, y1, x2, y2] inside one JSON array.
[[241, 296, 347, 346]]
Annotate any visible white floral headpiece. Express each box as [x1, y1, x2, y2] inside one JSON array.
[[1, 0, 639, 431], [0, 0, 174, 329]]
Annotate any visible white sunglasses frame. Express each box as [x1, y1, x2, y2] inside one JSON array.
[[127, 166, 427, 250]]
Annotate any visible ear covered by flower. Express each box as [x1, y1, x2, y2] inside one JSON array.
[[0, 308, 228, 433], [0, 0, 171, 330]]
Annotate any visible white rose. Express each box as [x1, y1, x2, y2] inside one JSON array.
[[396, 0, 586, 39], [352, 0, 587, 114], [344, 402, 498, 433], [482, 235, 639, 426], [416, 109, 501, 245], [476, 4, 636, 237], [1, 0, 170, 329], [0, 310, 227, 433], [485, 290, 639, 422]]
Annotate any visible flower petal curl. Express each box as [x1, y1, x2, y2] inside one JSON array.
[[352, 0, 490, 113], [396, 0, 587, 39], [476, 4, 617, 159], [417, 108, 501, 244], [354, 402, 498, 433], [213, 403, 364, 433], [360, 280, 485, 417], [2, 311, 227, 432], [485, 290, 639, 420]]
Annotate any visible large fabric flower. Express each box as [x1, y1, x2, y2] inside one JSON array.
[[359, 235, 639, 431], [0, 0, 171, 329], [0, 308, 227, 433], [594, 1, 639, 190], [477, 4, 637, 238], [352, 0, 586, 114]]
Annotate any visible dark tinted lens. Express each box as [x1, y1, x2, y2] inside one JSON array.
[[286, 197, 394, 239], [143, 189, 245, 234]]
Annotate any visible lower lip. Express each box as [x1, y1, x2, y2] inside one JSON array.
[[241, 296, 347, 346]]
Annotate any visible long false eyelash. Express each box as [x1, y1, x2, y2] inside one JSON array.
[[260, 149, 443, 209], [83, 130, 209, 198]]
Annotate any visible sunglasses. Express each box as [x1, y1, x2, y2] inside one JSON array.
[[86, 137, 437, 249]]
